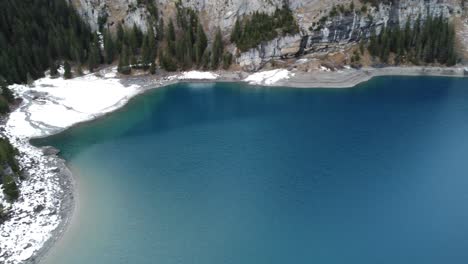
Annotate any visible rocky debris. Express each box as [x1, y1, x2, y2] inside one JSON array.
[[33, 205, 44, 213], [41, 146, 60, 156]]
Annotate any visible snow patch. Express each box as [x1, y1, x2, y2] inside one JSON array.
[[244, 69, 294, 85], [6, 69, 139, 138], [178, 71, 219, 80]]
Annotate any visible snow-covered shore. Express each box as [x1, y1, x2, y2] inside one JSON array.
[[0, 65, 466, 264], [0, 67, 141, 264], [0, 68, 228, 264]]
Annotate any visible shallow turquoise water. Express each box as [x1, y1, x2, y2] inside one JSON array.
[[36, 77, 468, 264]]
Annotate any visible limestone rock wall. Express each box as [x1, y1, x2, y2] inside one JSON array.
[[71, 0, 465, 70]]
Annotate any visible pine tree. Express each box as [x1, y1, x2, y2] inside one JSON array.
[[167, 19, 176, 56], [222, 52, 233, 69], [147, 26, 157, 62], [50, 61, 59, 77], [76, 65, 84, 76], [117, 22, 125, 53], [63, 61, 72, 79], [118, 45, 131, 74], [104, 30, 116, 64], [3, 174, 19, 201], [157, 19, 165, 41], [88, 35, 101, 72], [160, 47, 178, 71], [0, 76, 14, 103], [149, 62, 156, 74], [230, 19, 242, 43], [129, 24, 139, 53], [211, 29, 224, 69], [0, 0, 93, 84], [0, 96, 10, 114], [194, 23, 208, 65], [141, 35, 151, 69]]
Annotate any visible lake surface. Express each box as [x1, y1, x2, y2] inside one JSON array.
[[36, 77, 468, 264]]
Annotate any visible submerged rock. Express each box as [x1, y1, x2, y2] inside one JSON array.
[[41, 146, 60, 156]]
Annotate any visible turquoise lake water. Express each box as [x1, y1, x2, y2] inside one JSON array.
[[35, 77, 468, 264]]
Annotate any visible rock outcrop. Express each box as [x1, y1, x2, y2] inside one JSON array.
[[237, 0, 464, 70]]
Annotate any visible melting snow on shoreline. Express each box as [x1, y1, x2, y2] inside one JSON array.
[[7, 68, 140, 138], [0, 68, 225, 263], [244, 69, 294, 85], [178, 71, 219, 80], [0, 67, 141, 263]]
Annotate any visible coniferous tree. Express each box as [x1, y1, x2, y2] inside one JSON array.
[[367, 14, 457, 66], [231, 6, 299, 51], [0, 0, 93, 84], [76, 65, 84, 76], [129, 24, 139, 54], [0, 97, 10, 114], [117, 22, 125, 53], [147, 26, 157, 62], [88, 35, 101, 72], [0, 76, 14, 103], [222, 52, 233, 69], [230, 19, 242, 43], [104, 30, 116, 64], [149, 62, 156, 74], [63, 61, 72, 79], [118, 45, 131, 74], [141, 35, 151, 68], [211, 29, 224, 69], [157, 19, 165, 41], [3, 174, 19, 200], [50, 61, 59, 77], [167, 19, 176, 56], [194, 23, 208, 66]]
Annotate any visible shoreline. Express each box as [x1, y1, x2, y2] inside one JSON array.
[[274, 66, 468, 88], [1, 65, 467, 264]]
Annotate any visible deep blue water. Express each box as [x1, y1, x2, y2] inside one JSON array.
[[36, 77, 468, 264]]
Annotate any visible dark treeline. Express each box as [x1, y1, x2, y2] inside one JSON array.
[[115, 1, 230, 73], [158, 1, 230, 71], [0, 77, 15, 114], [0, 0, 94, 84], [368, 15, 457, 65], [231, 4, 299, 52], [115, 22, 157, 74], [158, 4, 210, 71]]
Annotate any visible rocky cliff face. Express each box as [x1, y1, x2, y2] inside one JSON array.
[[238, 0, 465, 70], [71, 0, 466, 70], [71, 0, 150, 32]]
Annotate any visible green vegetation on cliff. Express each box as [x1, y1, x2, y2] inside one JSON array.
[[231, 4, 299, 52], [368, 15, 457, 66], [158, 3, 229, 71]]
